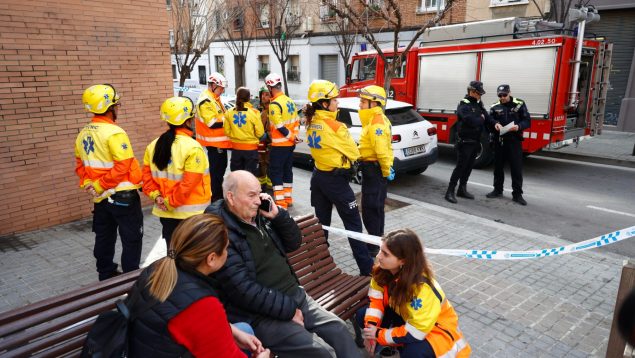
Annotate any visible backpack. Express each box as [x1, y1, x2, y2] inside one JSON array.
[[81, 283, 152, 358]]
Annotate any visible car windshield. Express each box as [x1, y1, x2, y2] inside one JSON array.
[[386, 107, 424, 125]]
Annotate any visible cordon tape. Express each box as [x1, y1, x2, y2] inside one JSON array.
[[322, 225, 635, 260]]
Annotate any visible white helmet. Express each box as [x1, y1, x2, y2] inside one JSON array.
[[208, 72, 227, 88], [265, 73, 283, 87]]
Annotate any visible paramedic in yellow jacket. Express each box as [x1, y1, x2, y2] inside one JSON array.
[[265, 73, 299, 208], [75, 84, 143, 281], [358, 85, 394, 255], [196, 72, 230, 203], [224, 87, 264, 176], [357, 229, 471, 358], [142, 97, 211, 247], [305, 80, 374, 276]]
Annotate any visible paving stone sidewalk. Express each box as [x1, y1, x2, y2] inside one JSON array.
[[0, 168, 628, 357]]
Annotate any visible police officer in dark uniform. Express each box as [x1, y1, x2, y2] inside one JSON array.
[[486, 84, 531, 205], [445, 81, 493, 204]]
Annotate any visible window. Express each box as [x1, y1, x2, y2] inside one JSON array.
[[350, 57, 377, 82], [166, 0, 171, 8], [215, 56, 224, 75], [198, 65, 207, 85], [489, 0, 528, 6], [285, 0, 301, 26], [172, 65, 177, 80], [287, 55, 300, 82], [169, 30, 174, 47], [319, 0, 337, 22], [385, 56, 407, 78], [368, 0, 383, 15], [418, 0, 445, 12], [233, 8, 244, 30], [258, 55, 270, 79], [259, 4, 270, 28]]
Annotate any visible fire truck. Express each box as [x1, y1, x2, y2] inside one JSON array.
[[340, 17, 612, 167]]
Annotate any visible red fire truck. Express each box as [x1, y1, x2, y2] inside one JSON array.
[[340, 17, 612, 167]]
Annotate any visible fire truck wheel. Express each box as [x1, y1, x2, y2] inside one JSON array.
[[473, 132, 494, 169]]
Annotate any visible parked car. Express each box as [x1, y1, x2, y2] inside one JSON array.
[[294, 97, 438, 183]]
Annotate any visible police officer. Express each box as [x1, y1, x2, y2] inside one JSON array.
[[486, 84, 531, 205], [196, 72, 230, 202], [357, 85, 394, 255], [305, 80, 374, 276], [265, 73, 300, 208], [75, 84, 143, 281], [445, 81, 494, 204]]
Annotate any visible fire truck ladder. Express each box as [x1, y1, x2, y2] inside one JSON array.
[[590, 41, 613, 136]]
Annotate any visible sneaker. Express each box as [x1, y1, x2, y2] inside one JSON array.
[[486, 190, 503, 199], [513, 195, 527, 206]]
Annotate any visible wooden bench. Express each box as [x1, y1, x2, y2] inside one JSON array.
[[0, 214, 369, 356]]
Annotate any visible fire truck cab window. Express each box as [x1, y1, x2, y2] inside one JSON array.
[[385, 56, 407, 78], [351, 57, 377, 82]]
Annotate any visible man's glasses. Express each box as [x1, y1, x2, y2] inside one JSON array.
[[498, 94, 508, 98]]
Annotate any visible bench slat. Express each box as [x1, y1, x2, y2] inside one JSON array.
[[6, 320, 92, 357]]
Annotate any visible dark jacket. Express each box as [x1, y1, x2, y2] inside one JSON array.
[[129, 267, 216, 358], [489, 96, 531, 140], [456, 95, 493, 141], [205, 200, 302, 324]]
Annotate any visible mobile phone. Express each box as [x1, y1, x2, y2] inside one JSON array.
[[259, 199, 272, 212]]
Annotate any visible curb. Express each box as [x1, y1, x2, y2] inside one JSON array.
[[533, 151, 635, 169]]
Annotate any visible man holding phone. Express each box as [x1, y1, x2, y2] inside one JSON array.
[[206, 170, 361, 357]]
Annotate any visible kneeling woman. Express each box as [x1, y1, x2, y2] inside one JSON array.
[[129, 214, 270, 357], [357, 229, 471, 358]]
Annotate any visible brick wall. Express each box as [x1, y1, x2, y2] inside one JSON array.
[[0, 0, 173, 235]]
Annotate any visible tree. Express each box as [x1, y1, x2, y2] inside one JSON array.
[[219, 0, 254, 89], [320, 1, 357, 78], [328, 0, 456, 93], [253, 0, 304, 95], [169, 0, 236, 94]]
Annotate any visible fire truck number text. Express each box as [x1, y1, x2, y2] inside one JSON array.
[[531, 38, 557, 46]]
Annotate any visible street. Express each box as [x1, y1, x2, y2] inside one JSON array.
[[388, 145, 635, 257]]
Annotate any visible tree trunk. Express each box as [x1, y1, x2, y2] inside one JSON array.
[[383, 61, 395, 99], [234, 55, 246, 89], [178, 70, 188, 96], [280, 59, 289, 95]]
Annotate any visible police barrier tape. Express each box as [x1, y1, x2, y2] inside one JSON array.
[[322, 225, 635, 260]]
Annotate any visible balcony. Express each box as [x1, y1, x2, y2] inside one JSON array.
[[258, 68, 269, 79], [287, 70, 300, 82]]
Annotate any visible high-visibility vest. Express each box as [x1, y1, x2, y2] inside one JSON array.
[[196, 89, 231, 148], [74, 115, 142, 203], [142, 128, 211, 219], [268, 93, 299, 147], [358, 107, 394, 177], [224, 107, 265, 150], [306, 110, 360, 171]]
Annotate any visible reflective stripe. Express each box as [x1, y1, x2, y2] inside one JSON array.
[[405, 322, 427, 340], [283, 183, 292, 188], [82, 159, 113, 169], [172, 202, 210, 213], [274, 118, 299, 127], [151, 170, 184, 181], [274, 194, 285, 200], [197, 116, 220, 127], [271, 137, 291, 143], [437, 337, 469, 358], [368, 288, 383, 299], [384, 328, 395, 345], [115, 181, 138, 190], [196, 133, 230, 142], [366, 308, 383, 320], [273, 185, 283, 191]]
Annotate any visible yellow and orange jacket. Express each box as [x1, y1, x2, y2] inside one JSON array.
[[142, 128, 211, 219], [224, 104, 265, 151], [196, 89, 231, 148], [358, 107, 394, 177], [306, 110, 360, 171], [365, 277, 471, 358], [268, 93, 299, 147], [74, 115, 142, 203]]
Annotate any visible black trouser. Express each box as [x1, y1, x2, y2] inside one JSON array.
[[269, 146, 294, 186], [230, 149, 259, 176], [448, 141, 479, 189], [206, 146, 228, 202], [310, 169, 373, 276], [360, 162, 387, 256], [493, 135, 523, 196], [159, 218, 182, 249], [92, 191, 143, 281]]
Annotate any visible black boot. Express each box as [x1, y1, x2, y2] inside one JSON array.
[[486, 190, 503, 198], [457, 185, 474, 199], [513, 194, 527, 206], [445, 187, 457, 203]]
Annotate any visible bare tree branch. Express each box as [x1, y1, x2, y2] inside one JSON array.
[[219, 0, 254, 88]]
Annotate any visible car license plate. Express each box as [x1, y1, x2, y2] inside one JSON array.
[[403, 144, 426, 157]]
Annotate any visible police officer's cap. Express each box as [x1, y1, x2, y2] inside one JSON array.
[[497, 84, 511, 95], [468, 81, 486, 95]]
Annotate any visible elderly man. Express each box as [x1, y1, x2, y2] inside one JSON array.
[[205, 170, 362, 358]]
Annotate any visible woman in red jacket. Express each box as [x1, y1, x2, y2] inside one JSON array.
[[129, 214, 270, 358]]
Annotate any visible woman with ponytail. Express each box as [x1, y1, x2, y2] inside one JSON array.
[[142, 97, 212, 246], [128, 214, 270, 357], [357, 229, 471, 358], [224, 87, 264, 176]]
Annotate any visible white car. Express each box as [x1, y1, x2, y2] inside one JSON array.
[[294, 97, 438, 181]]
